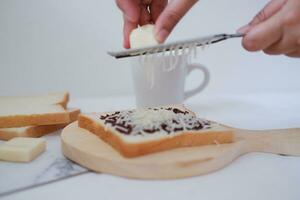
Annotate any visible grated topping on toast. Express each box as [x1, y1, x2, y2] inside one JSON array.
[[99, 107, 213, 136]]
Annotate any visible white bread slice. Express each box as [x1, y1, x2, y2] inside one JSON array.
[[78, 105, 234, 158], [0, 92, 70, 128], [0, 108, 80, 140], [0, 92, 69, 108]]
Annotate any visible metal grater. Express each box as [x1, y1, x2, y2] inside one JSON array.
[[107, 33, 244, 59]]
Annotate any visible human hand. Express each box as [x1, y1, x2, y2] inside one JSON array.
[[238, 0, 300, 58], [116, 0, 198, 48]]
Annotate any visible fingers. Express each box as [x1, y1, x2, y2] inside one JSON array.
[[116, 0, 141, 48], [264, 38, 296, 55], [250, 0, 287, 26], [155, 0, 198, 43], [241, 14, 283, 52], [123, 17, 138, 48], [286, 49, 300, 58], [139, 5, 152, 25], [117, 0, 196, 47], [240, 0, 288, 52], [116, 0, 140, 22], [263, 27, 299, 55], [150, 0, 168, 22], [286, 38, 300, 57], [238, 0, 286, 52], [238, 0, 287, 34], [240, 0, 300, 57]]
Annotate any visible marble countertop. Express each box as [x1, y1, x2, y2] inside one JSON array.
[[1, 93, 300, 200]]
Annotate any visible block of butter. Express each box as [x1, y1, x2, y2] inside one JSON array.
[[129, 24, 159, 48], [0, 137, 46, 162]]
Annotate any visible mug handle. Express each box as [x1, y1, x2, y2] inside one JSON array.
[[184, 63, 210, 100]]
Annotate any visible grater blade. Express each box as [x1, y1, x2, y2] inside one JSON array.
[[108, 33, 244, 59]]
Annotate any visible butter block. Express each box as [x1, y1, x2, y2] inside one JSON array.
[[0, 137, 46, 162], [129, 24, 159, 48]]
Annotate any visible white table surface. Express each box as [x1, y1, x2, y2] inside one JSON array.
[[2, 93, 300, 200]]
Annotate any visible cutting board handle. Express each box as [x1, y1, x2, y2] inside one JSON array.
[[236, 128, 300, 156]]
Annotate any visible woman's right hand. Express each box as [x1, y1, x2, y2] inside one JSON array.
[[116, 0, 198, 48], [238, 0, 300, 58]]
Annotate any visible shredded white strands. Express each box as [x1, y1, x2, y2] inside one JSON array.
[[201, 41, 206, 50], [180, 44, 187, 56], [192, 43, 198, 59], [172, 45, 180, 69], [188, 43, 193, 54], [186, 43, 191, 54], [165, 45, 177, 72], [137, 38, 213, 89], [138, 50, 146, 64], [174, 44, 179, 57], [146, 50, 156, 89], [187, 43, 195, 63], [162, 47, 173, 72], [141, 50, 151, 88], [159, 49, 167, 71], [169, 46, 177, 71], [143, 47, 162, 89], [162, 47, 171, 71]]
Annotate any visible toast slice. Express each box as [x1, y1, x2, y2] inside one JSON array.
[[0, 108, 80, 140], [0, 92, 69, 108], [78, 105, 234, 157], [0, 92, 70, 128]]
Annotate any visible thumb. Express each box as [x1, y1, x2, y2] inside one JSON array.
[[237, 0, 287, 34], [155, 0, 198, 43]]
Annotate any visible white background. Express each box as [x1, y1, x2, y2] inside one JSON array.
[[0, 0, 299, 98]]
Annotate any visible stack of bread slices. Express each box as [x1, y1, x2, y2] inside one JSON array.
[[0, 92, 80, 140]]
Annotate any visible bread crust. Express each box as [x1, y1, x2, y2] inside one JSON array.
[[0, 92, 70, 128], [78, 114, 234, 158], [0, 111, 70, 128], [0, 108, 80, 140]]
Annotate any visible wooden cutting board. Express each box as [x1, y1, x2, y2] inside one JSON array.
[[61, 122, 300, 179]]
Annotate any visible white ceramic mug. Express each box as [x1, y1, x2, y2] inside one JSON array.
[[131, 54, 210, 108]]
